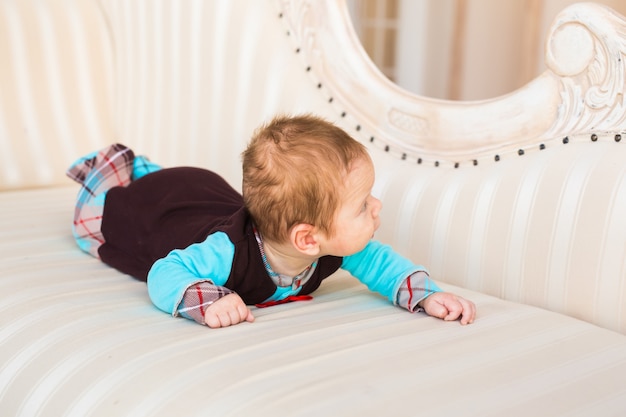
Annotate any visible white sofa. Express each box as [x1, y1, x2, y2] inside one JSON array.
[[2, 1, 626, 415]]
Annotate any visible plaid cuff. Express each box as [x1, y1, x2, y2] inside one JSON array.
[[396, 271, 441, 312], [177, 282, 234, 325]]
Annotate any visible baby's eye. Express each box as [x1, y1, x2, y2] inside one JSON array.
[[361, 201, 368, 212]]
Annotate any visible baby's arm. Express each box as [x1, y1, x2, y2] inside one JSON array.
[[148, 231, 247, 326], [343, 241, 476, 324]]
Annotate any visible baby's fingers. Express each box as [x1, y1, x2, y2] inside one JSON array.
[[204, 295, 255, 328], [424, 299, 450, 320], [204, 311, 222, 328], [442, 299, 463, 322], [444, 297, 476, 325], [454, 297, 476, 325], [239, 304, 255, 324], [205, 308, 248, 328], [424, 293, 476, 325]]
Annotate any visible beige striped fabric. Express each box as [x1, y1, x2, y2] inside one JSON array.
[[2, 0, 626, 414], [0, 0, 340, 190], [1, 187, 626, 416], [370, 136, 626, 335], [0, 0, 115, 189], [98, 0, 343, 189]]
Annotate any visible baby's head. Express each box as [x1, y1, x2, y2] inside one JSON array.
[[242, 114, 372, 244]]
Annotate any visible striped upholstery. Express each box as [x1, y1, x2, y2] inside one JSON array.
[[0, 0, 115, 189], [2, 1, 626, 414], [1, 187, 626, 416], [98, 0, 342, 188], [0, 0, 339, 189], [371, 137, 626, 334]]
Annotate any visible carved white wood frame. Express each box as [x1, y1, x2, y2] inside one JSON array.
[[276, 0, 626, 165]]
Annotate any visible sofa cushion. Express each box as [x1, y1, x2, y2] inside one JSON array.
[[1, 186, 625, 415]]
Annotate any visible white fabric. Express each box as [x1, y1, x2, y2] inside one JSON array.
[[1, 187, 626, 416]]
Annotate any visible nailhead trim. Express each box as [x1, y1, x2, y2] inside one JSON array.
[[278, 13, 623, 168]]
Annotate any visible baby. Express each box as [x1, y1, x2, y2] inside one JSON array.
[[67, 114, 475, 328]]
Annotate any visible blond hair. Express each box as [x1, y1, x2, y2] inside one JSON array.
[[242, 114, 369, 243]]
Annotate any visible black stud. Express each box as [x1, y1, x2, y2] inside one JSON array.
[[286, 30, 290, 36], [454, 162, 459, 168], [563, 136, 569, 144], [317, 83, 322, 89], [518, 149, 524, 156], [340, 111, 346, 117], [279, 12, 283, 18], [369, 136, 375, 143], [615, 134, 621, 142], [434, 161, 439, 167], [402, 153, 407, 160], [355, 125, 361, 131], [591, 134, 598, 142], [417, 158, 422, 164], [306, 66, 311, 72], [384, 145, 390, 152], [495, 155, 500, 162], [473, 159, 478, 166], [328, 97, 333, 103], [295, 48, 300, 53], [539, 143, 546, 150]]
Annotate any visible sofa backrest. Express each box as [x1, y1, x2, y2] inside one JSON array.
[[0, 0, 341, 190], [1, 0, 625, 334], [0, 0, 115, 189]]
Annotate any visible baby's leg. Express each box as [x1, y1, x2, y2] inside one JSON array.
[[67, 144, 162, 257], [132, 155, 162, 180], [71, 191, 107, 257], [66, 143, 136, 194], [67, 144, 136, 257]]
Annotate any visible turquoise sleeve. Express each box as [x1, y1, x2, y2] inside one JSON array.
[[147, 232, 235, 315], [341, 240, 440, 303]]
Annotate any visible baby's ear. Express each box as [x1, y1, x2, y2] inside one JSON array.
[[290, 223, 321, 256]]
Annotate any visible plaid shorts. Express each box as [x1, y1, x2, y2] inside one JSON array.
[[66, 143, 160, 257]]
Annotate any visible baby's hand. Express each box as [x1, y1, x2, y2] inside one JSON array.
[[419, 292, 476, 325], [204, 293, 255, 328]]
